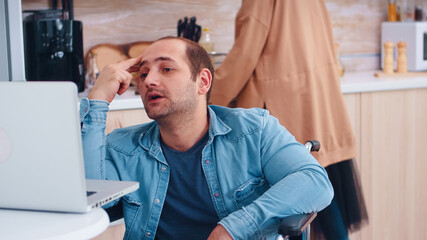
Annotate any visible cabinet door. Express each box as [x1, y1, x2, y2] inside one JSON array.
[[343, 93, 363, 240], [359, 89, 427, 240]]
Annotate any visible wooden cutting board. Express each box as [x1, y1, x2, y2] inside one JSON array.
[[86, 41, 153, 71]]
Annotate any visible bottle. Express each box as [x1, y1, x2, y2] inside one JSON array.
[[389, 0, 397, 22], [402, 0, 415, 21], [415, 5, 424, 21], [199, 27, 215, 53], [85, 52, 99, 88], [396, 5, 402, 21], [334, 43, 345, 77]]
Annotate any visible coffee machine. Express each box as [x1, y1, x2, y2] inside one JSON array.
[[23, 0, 85, 92]]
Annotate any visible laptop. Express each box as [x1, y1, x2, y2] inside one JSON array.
[[0, 81, 139, 213]]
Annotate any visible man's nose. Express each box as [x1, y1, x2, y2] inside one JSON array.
[[143, 71, 159, 87]]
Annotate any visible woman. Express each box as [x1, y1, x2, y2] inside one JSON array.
[[210, 0, 368, 239]]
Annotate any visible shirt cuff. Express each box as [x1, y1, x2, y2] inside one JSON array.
[[79, 97, 109, 123], [219, 207, 262, 240]]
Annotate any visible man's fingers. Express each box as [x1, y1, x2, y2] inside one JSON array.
[[117, 56, 142, 70], [117, 79, 131, 95], [127, 65, 140, 73], [117, 71, 133, 95]]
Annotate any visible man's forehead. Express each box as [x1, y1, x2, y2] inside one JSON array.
[[139, 56, 176, 68], [139, 39, 186, 67]]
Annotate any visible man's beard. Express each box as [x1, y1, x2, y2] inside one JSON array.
[[144, 83, 198, 123]]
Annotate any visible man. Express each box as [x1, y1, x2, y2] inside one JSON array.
[[80, 36, 333, 240]]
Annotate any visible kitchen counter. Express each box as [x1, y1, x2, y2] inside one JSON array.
[[80, 71, 427, 111], [78, 87, 143, 111], [341, 71, 427, 94]]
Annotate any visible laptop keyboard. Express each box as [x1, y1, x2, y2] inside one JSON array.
[[87, 191, 97, 197]]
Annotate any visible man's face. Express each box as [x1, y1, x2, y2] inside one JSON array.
[[137, 39, 199, 121]]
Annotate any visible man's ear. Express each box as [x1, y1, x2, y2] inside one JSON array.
[[198, 68, 212, 96]]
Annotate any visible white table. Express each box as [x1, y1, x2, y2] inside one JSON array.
[[0, 208, 109, 240]]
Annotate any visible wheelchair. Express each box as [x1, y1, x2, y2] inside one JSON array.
[[106, 141, 320, 240]]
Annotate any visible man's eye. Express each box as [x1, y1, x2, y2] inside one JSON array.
[[163, 67, 172, 73], [140, 73, 148, 79]]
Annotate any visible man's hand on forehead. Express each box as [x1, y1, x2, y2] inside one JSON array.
[[122, 57, 142, 78], [122, 57, 142, 73], [87, 56, 143, 102]]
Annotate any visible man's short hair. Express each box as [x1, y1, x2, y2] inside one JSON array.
[[156, 36, 214, 102]]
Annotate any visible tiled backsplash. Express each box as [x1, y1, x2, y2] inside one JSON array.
[[22, 0, 397, 71]]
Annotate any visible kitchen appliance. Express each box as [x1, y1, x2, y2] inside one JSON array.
[[381, 22, 427, 71], [23, 0, 85, 92]]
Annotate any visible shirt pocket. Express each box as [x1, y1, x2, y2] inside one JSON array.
[[122, 196, 143, 240], [233, 177, 269, 209]]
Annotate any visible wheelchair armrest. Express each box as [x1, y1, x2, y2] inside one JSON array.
[[304, 140, 320, 152], [278, 212, 317, 237]]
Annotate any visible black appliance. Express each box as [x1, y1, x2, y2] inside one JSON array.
[[23, 0, 85, 92]]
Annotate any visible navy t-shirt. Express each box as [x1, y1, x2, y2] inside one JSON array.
[[155, 132, 219, 239]]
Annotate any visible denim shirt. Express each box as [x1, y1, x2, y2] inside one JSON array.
[[80, 98, 333, 240]]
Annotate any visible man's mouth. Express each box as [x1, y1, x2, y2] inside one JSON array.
[[146, 91, 164, 102]]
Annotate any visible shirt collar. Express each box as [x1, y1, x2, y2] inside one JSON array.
[[138, 106, 232, 160]]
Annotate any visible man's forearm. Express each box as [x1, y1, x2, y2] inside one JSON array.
[[80, 98, 109, 179], [219, 165, 333, 239]]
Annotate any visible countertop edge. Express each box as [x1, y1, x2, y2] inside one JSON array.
[[341, 71, 427, 94]]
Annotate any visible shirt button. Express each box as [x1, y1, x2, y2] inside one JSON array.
[[205, 160, 210, 164], [214, 193, 219, 197], [155, 199, 160, 204], [146, 232, 151, 236], [161, 166, 167, 171]]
